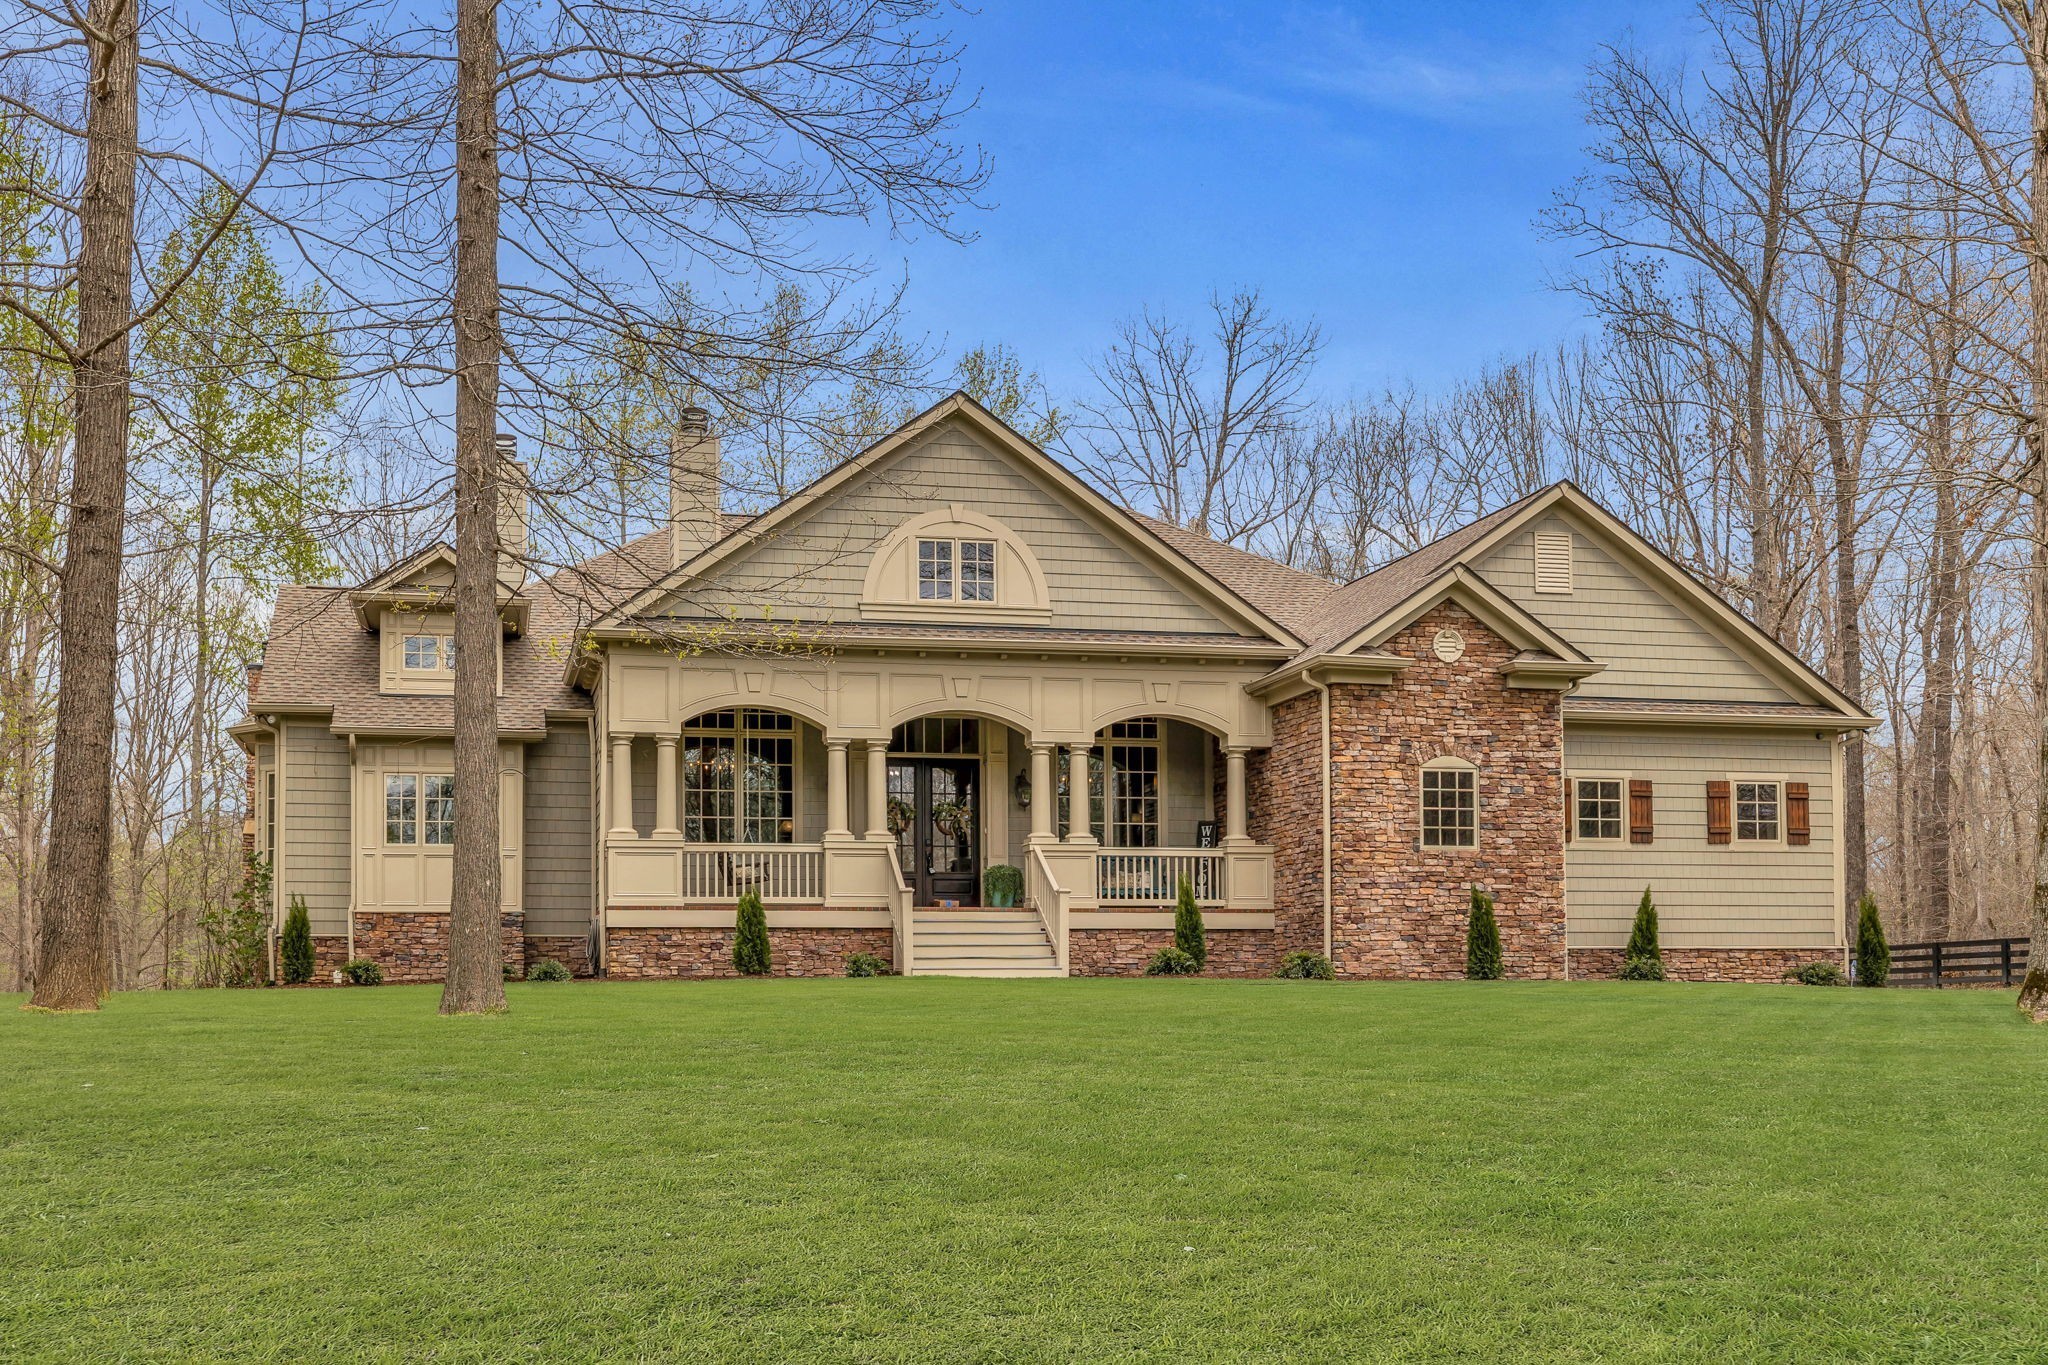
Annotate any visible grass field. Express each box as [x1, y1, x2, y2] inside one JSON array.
[[3, 978, 2044, 1362]]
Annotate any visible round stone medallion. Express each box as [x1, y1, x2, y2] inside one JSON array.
[[1432, 627, 1465, 663]]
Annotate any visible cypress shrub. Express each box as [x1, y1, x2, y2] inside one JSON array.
[[1854, 893, 1890, 988], [1173, 874, 1207, 970], [1620, 886, 1665, 980], [1465, 886, 1503, 980], [281, 895, 314, 984], [732, 889, 771, 976]]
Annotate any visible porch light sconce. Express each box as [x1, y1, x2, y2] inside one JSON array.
[[778, 818, 794, 839], [1013, 770, 1032, 810]]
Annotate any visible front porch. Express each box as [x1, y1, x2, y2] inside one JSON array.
[[598, 708, 1277, 977]]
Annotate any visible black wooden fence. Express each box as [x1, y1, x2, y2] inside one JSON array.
[[1887, 938, 2029, 989]]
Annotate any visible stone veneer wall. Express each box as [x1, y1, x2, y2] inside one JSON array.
[[1248, 693, 1327, 964], [604, 922, 892, 979], [301, 934, 350, 982], [1068, 927, 1276, 977], [524, 935, 594, 978], [1249, 602, 1567, 981], [1570, 947, 1841, 983], [350, 910, 526, 984]]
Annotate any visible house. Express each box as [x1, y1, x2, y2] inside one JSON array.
[[230, 395, 1876, 983]]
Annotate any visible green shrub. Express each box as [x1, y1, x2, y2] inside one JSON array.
[[280, 895, 314, 984], [1275, 951, 1335, 980], [1173, 874, 1207, 970], [1617, 953, 1666, 981], [733, 889, 771, 976], [1785, 960, 1848, 987], [1144, 946, 1200, 976], [844, 952, 888, 978], [341, 958, 382, 987], [201, 852, 271, 987], [526, 958, 571, 983], [1854, 893, 1890, 987], [1465, 886, 1502, 980], [983, 864, 1023, 908]]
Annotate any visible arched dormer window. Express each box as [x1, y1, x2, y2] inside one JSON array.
[[860, 507, 1051, 624], [1420, 756, 1478, 849]]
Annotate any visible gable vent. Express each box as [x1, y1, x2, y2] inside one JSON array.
[[1534, 531, 1574, 594]]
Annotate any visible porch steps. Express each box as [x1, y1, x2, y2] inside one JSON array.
[[909, 908, 1064, 977]]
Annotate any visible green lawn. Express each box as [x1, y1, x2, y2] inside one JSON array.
[[2, 979, 2043, 1363]]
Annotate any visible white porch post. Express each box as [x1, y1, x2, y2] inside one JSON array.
[[825, 737, 852, 839], [653, 735, 679, 836], [1064, 742, 1097, 845], [1224, 745, 1250, 845], [1027, 742, 1055, 844], [864, 739, 890, 840], [608, 734, 636, 837]]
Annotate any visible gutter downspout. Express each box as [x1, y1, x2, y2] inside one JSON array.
[[1306, 671, 1333, 962], [268, 717, 284, 984], [345, 734, 357, 964]]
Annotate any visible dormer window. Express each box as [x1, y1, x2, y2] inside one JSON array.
[[917, 538, 996, 602], [401, 633, 456, 672]]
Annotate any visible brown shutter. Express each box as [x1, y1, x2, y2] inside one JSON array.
[[1786, 782, 1811, 846], [1562, 777, 1573, 843], [1706, 780, 1731, 845], [1628, 779, 1654, 845]]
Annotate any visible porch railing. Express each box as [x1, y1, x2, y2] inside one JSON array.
[[885, 843, 914, 975], [1027, 844, 1071, 971], [646, 841, 823, 903], [1096, 848, 1226, 907]]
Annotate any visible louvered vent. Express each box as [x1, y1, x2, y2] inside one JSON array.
[[1534, 531, 1573, 594]]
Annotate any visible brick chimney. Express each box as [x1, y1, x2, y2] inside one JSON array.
[[495, 433, 529, 588], [670, 406, 721, 567]]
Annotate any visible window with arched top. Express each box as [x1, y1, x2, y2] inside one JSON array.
[[861, 507, 1051, 623], [1420, 756, 1477, 849]]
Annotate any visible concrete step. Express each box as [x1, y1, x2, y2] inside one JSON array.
[[915, 942, 1054, 960], [913, 931, 1051, 947], [912, 962, 1067, 977], [912, 909, 1037, 922]]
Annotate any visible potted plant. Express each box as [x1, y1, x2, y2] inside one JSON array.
[[984, 863, 1023, 908]]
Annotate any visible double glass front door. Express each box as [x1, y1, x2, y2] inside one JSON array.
[[888, 759, 979, 904]]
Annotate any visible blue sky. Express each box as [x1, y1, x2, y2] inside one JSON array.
[[859, 1, 1693, 403]]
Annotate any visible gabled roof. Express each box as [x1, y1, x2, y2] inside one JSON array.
[[592, 392, 1309, 650]]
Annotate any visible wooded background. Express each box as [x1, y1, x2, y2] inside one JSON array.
[[3, 0, 2044, 989]]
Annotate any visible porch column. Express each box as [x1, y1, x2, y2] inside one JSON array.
[[1064, 742, 1097, 844], [608, 733, 635, 837], [864, 739, 890, 840], [653, 735, 679, 836], [1027, 742, 1055, 843], [1224, 745, 1250, 844], [825, 737, 852, 839]]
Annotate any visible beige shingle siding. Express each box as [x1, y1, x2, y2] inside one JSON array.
[[282, 722, 350, 935], [523, 722, 593, 936], [1164, 719, 1212, 843], [667, 427, 1256, 635], [1564, 724, 1838, 949], [1480, 514, 1792, 704]]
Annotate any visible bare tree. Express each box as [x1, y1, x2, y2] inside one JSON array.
[[1068, 288, 1324, 547]]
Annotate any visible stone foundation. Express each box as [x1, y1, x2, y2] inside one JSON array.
[[523, 934, 594, 978], [350, 910, 526, 984], [1570, 947, 1843, 983], [1068, 927, 1277, 977], [604, 924, 894, 979], [291, 934, 351, 983]]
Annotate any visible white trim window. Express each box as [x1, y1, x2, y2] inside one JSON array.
[[385, 773, 454, 845], [1420, 758, 1477, 849], [916, 537, 997, 602], [401, 633, 456, 672], [1734, 779, 1782, 843], [1572, 775, 1624, 843]]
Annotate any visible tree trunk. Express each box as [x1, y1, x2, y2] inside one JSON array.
[[1820, 252, 1866, 930], [1921, 339, 1959, 944], [28, 0, 139, 1011], [440, 0, 507, 1015], [2023, 3, 2048, 1022]]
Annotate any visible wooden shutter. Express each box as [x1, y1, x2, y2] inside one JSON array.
[[1786, 782, 1811, 846], [1562, 777, 1572, 843], [1628, 779, 1654, 845], [1706, 780, 1731, 845]]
